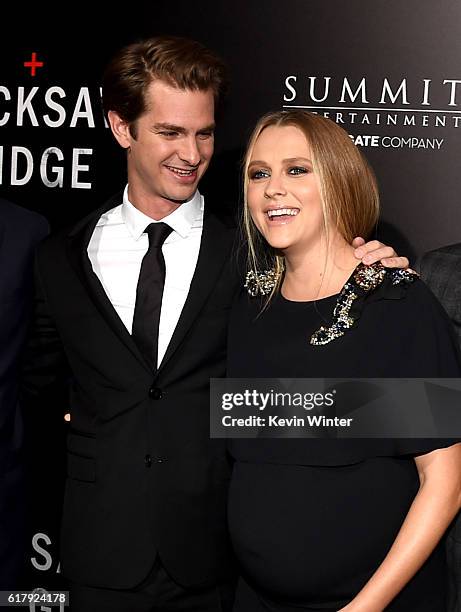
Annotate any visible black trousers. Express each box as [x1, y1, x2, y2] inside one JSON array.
[[67, 558, 235, 612]]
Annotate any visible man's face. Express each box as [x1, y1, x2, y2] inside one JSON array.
[[109, 80, 215, 212]]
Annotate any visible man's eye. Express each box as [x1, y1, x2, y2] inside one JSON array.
[[249, 169, 269, 180], [288, 166, 308, 175], [198, 132, 214, 140], [159, 131, 178, 137]]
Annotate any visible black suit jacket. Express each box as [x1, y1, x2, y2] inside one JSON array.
[[416, 243, 461, 348], [416, 243, 461, 612], [22, 192, 240, 589], [0, 198, 48, 587]]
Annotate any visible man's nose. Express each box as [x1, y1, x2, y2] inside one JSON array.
[[178, 137, 201, 166]]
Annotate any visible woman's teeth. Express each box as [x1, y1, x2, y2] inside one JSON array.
[[267, 208, 299, 219]]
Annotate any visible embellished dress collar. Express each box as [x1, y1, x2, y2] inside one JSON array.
[[245, 262, 417, 346]]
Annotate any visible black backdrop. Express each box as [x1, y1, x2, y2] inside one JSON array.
[[1, 0, 461, 597]]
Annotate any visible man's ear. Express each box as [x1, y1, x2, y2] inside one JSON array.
[[108, 110, 132, 149]]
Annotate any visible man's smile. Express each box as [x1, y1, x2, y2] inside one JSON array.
[[164, 164, 198, 177]]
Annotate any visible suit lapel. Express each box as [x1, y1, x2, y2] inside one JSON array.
[[66, 193, 152, 372], [157, 209, 235, 375]]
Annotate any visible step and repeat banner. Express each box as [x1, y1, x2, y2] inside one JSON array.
[[1, 0, 460, 598]]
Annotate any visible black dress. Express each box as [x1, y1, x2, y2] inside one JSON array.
[[227, 269, 461, 611]]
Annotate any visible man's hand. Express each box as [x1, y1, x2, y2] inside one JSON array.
[[352, 237, 409, 269]]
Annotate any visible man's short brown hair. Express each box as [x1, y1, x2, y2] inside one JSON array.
[[102, 35, 228, 133]]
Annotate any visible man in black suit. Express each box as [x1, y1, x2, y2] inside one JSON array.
[[0, 198, 48, 588], [417, 244, 461, 348], [22, 36, 407, 611], [417, 244, 461, 612]]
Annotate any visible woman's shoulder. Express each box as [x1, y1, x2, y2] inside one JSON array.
[[362, 268, 461, 373], [343, 263, 445, 319], [230, 267, 282, 316], [228, 285, 266, 331], [312, 263, 459, 360], [366, 267, 453, 325]]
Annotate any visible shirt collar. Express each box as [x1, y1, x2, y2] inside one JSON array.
[[121, 185, 203, 241]]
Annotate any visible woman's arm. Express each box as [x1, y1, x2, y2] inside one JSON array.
[[339, 443, 461, 612]]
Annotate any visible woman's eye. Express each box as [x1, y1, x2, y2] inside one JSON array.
[[288, 166, 308, 175], [250, 169, 269, 180]]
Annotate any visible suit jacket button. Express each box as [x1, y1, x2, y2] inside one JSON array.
[[149, 387, 163, 400], [144, 454, 152, 468]]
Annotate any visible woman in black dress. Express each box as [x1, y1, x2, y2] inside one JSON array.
[[227, 110, 461, 611]]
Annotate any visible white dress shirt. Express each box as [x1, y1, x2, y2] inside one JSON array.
[[87, 185, 204, 368]]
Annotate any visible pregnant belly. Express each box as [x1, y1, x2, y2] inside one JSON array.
[[228, 459, 419, 604]]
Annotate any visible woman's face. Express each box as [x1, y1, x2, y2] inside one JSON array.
[[247, 125, 325, 254]]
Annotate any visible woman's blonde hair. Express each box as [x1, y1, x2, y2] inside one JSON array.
[[242, 110, 380, 299]]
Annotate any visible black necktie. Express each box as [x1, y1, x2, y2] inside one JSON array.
[[132, 222, 173, 370]]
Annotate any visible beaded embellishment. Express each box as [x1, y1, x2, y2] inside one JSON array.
[[352, 261, 386, 291], [310, 263, 416, 346], [244, 269, 281, 297]]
